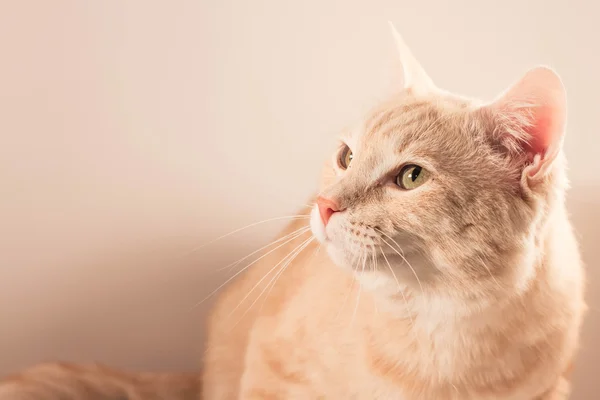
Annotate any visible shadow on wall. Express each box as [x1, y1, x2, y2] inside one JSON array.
[[0, 231, 272, 376], [0, 185, 598, 400]]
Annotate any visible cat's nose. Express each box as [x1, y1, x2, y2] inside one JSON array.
[[317, 196, 342, 226]]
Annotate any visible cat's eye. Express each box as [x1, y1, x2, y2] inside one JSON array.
[[338, 145, 353, 170], [396, 164, 430, 190]]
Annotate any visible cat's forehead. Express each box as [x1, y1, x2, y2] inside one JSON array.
[[350, 96, 469, 153], [340, 95, 478, 180]]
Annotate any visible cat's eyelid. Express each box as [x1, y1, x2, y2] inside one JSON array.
[[339, 132, 358, 150], [391, 142, 437, 174], [337, 139, 350, 149], [389, 158, 437, 179]]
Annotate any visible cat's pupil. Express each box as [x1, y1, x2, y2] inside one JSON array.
[[410, 166, 421, 181]]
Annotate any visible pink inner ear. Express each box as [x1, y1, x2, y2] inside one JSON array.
[[492, 66, 567, 159], [524, 107, 553, 156]]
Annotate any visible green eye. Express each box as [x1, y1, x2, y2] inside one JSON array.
[[397, 164, 430, 189], [338, 145, 353, 170]]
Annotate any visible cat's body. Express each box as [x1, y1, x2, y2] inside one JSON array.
[[204, 206, 583, 400], [0, 25, 586, 400], [0, 201, 583, 400], [202, 99, 585, 399]]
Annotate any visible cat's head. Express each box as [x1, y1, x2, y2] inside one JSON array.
[[310, 23, 568, 298]]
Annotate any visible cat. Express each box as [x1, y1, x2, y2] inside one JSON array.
[[0, 23, 586, 400]]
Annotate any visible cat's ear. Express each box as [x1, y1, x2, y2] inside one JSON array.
[[387, 21, 436, 95], [483, 66, 567, 180]]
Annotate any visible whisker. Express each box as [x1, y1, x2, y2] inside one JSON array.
[[335, 252, 361, 320], [191, 229, 312, 309], [380, 247, 422, 343], [351, 252, 367, 326], [373, 228, 407, 258], [227, 235, 313, 318], [217, 226, 310, 272], [259, 240, 322, 312], [475, 253, 501, 288], [374, 228, 424, 296], [380, 237, 424, 296], [181, 215, 310, 257], [371, 246, 379, 314], [229, 236, 315, 327], [200, 234, 312, 357], [371, 246, 377, 273], [380, 247, 402, 293]]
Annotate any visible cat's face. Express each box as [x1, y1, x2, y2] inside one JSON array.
[[311, 94, 526, 291], [310, 26, 567, 295]]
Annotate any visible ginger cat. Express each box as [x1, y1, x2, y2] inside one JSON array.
[[0, 24, 586, 400]]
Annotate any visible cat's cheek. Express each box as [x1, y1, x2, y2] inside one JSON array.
[[310, 206, 327, 243]]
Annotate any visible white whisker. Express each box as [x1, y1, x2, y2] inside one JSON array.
[[375, 228, 424, 296], [380, 248, 415, 326], [229, 236, 315, 327], [380, 248, 402, 294], [217, 226, 310, 272], [476, 253, 501, 288], [259, 238, 320, 312], [371, 246, 377, 273], [335, 252, 361, 320], [351, 252, 367, 326], [191, 229, 311, 309], [371, 246, 380, 314], [380, 247, 425, 348], [181, 215, 310, 257], [374, 228, 407, 258]]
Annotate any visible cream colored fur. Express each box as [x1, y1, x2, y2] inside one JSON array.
[[202, 26, 586, 399], [0, 26, 586, 400]]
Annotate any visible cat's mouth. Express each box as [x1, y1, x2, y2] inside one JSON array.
[[310, 205, 382, 258], [310, 204, 420, 271]]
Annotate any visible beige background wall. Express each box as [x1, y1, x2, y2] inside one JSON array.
[[0, 1, 598, 397]]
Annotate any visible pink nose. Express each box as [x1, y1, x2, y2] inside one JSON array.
[[317, 197, 342, 226]]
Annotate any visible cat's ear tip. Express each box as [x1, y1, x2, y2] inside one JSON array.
[[386, 21, 436, 94], [387, 21, 402, 40], [527, 65, 561, 77], [523, 65, 566, 94]]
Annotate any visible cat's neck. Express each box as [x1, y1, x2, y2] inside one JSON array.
[[360, 203, 582, 400]]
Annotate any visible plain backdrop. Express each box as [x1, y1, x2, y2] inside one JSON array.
[[1, 1, 599, 398]]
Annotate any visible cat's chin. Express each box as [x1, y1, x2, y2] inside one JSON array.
[[324, 245, 351, 269]]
